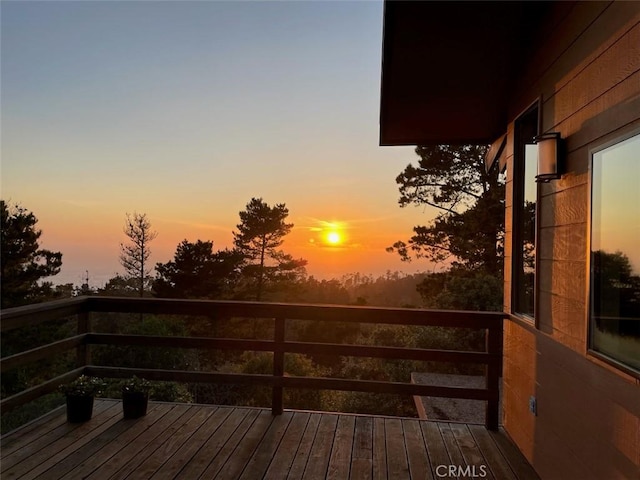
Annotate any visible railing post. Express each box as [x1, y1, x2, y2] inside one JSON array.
[[272, 317, 285, 415], [485, 320, 502, 430], [76, 311, 91, 368]]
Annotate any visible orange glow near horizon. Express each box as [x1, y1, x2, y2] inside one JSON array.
[[305, 220, 349, 249], [2, 1, 430, 289], [28, 202, 429, 287]]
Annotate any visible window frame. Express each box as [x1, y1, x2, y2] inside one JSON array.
[[587, 128, 640, 378], [511, 101, 540, 323]]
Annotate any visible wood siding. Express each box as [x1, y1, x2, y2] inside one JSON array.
[[502, 2, 640, 479]]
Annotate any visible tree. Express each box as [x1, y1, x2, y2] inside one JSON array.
[[416, 269, 503, 311], [592, 250, 640, 327], [153, 240, 244, 299], [99, 274, 141, 297], [388, 145, 504, 274], [233, 198, 307, 300], [387, 145, 505, 310], [225, 352, 331, 411], [298, 277, 351, 305], [1, 201, 63, 308], [119, 212, 157, 297], [0, 203, 68, 423]]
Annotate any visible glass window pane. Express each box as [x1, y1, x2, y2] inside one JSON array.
[[513, 109, 538, 319], [518, 144, 537, 316], [590, 133, 640, 372]]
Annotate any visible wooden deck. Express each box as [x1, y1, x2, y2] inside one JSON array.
[[1, 399, 539, 479]]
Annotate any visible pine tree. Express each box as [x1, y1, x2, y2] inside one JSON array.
[[233, 198, 306, 301], [1, 201, 62, 308], [119, 212, 157, 297]]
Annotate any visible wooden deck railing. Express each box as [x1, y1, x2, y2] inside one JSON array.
[[0, 296, 505, 429]]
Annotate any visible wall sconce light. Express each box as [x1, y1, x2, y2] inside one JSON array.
[[534, 132, 563, 183]]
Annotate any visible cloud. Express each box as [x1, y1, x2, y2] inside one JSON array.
[[154, 217, 230, 233], [296, 214, 403, 231]]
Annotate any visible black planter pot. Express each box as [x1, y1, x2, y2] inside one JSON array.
[[122, 391, 148, 419], [66, 394, 94, 423]]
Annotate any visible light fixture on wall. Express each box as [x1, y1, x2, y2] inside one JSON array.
[[534, 132, 563, 182]]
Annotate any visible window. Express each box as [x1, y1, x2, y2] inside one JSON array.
[[589, 132, 640, 374], [512, 106, 538, 319]]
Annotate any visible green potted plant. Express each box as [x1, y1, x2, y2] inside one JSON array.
[[59, 375, 105, 423], [122, 376, 152, 419]]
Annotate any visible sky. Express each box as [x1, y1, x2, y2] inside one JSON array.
[[592, 134, 640, 272], [1, 0, 436, 288]]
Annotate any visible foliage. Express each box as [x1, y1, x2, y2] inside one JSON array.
[[91, 314, 192, 370], [592, 250, 640, 336], [297, 277, 351, 304], [119, 212, 157, 297], [333, 391, 417, 417], [387, 145, 505, 310], [122, 376, 152, 394], [53, 283, 75, 298], [1, 190, 512, 421], [1, 393, 65, 435], [340, 271, 428, 307], [417, 268, 503, 311], [151, 382, 193, 403], [272, 270, 428, 307], [389, 145, 504, 273], [154, 240, 244, 299], [388, 145, 504, 276], [1, 201, 63, 308], [233, 198, 307, 300], [226, 352, 331, 410], [290, 317, 360, 347], [58, 375, 105, 397], [99, 274, 141, 297], [521, 200, 537, 271], [333, 326, 418, 416], [2, 319, 76, 400], [415, 325, 485, 375], [101, 378, 191, 403]]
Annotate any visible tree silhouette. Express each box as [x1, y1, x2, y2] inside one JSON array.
[[592, 250, 640, 334], [233, 198, 306, 301], [1, 201, 62, 308], [388, 145, 504, 274], [388, 145, 505, 310], [154, 240, 244, 299], [119, 212, 157, 297]]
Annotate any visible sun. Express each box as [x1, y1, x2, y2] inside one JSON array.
[[326, 231, 342, 245]]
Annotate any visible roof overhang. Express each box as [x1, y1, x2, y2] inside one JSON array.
[[379, 1, 548, 146]]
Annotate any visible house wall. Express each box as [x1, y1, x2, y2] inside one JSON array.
[[501, 2, 640, 479]]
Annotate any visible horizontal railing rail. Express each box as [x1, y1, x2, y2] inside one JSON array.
[[82, 365, 497, 400], [0, 368, 86, 413], [0, 296, 505, 429], [0, 335, 86, 373], [0, 297, 87, 332], [83, 333, 499, 364], [85, 296, 504, 328]]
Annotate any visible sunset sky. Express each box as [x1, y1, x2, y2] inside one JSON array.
[[2, 1, 436, 287]]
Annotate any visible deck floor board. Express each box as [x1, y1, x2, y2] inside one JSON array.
[[263, 411, 309, 480], [403, 419, 433, 480], [326, 415, 355, 480], [372, 417, 387, 480], [385, 418, 410, 480], [0, 400, 540, 479], [63, 403, 173, 480], [286, 412, 321, 480]]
